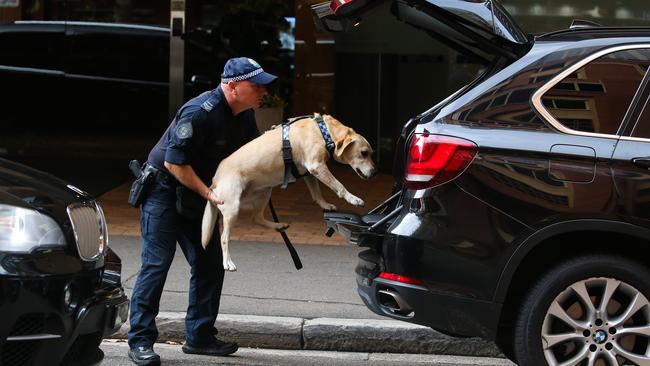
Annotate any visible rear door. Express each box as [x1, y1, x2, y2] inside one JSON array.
[[612, 69, 650, 228], [312, 0, 530, 64]]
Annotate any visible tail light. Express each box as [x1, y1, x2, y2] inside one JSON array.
[[378, 272, 424, 286], [330, 0, 364, 15], [405, 133, 477, 190]]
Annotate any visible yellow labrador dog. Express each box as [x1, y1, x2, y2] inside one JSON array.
[[201, 113, 376, 271]]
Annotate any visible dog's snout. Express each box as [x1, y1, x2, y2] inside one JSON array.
[[355, 167, 377, 180]]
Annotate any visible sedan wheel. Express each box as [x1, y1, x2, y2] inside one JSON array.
[[514, 255, 650, 366]]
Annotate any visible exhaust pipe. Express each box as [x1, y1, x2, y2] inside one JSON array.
[[378, 289, 413, 316]]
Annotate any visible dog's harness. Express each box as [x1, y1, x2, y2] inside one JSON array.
[[281, 115, 335, 189], [267, 115, 336, 271]]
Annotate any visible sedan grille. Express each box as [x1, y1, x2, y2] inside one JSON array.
[[66, 201, 108, 261]]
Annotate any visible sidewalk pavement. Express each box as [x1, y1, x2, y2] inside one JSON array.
[[98, 165, 508, 360], [105, 237, 506, 359]]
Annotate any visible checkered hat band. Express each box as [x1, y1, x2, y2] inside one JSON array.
[[221, 68, 264, 82]]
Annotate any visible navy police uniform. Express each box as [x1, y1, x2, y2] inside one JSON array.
[[128, 57, 274, 352]]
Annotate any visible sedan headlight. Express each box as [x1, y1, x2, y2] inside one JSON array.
[[0, 204, 66, 253]]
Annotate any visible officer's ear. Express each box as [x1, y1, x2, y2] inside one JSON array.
[[225, 81, 239, 95]]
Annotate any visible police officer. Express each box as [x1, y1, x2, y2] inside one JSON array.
[[127, 57, 277, 365]]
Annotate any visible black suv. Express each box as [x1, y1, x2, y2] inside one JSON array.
[[0, 157, 128, 365], [316, 1, 650, 365]]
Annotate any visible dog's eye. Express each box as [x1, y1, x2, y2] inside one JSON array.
[[361, 151, 369, 158]]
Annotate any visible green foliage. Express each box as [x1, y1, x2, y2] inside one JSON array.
[[260, 94, 287, 108]]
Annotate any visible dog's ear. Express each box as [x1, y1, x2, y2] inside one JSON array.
[[334, 130, 356, 159]]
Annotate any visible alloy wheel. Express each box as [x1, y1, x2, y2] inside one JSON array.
[[541, 277, 650, 366]]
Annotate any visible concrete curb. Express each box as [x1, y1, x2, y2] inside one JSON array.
[[109, 312, 504, 358]]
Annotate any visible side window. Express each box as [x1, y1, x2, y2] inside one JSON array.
[[0, 30, 63, 70], [66, 28, 169, 82], [542, 48, 650, 135]]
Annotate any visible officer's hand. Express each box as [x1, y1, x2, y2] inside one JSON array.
[[207, 190, 224, 206]]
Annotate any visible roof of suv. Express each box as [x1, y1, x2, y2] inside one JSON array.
[[536, 27, 650, 42]]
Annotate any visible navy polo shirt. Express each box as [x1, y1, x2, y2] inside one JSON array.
[[148, 86, 260, 186]]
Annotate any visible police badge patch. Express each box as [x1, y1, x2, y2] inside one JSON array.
[[176, 122, 193, 139], [247, 58, 261, 68]]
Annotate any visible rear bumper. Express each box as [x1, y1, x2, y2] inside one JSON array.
[[325, 185, 525, 339], [0, 270, 128, 366], [356, 248, 501, 338]]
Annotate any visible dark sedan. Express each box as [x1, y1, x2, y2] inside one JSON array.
[[316, 0, 650, 365], [0, 157, 128, 365]]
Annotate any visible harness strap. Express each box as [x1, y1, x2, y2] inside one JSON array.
[[281, 115, 313, 189], [268, 199, 302, 270], [314, 115, 336, 154], [281, 123, 300, 189]]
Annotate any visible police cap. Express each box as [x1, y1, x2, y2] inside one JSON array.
[[221, 57, 277, 85]]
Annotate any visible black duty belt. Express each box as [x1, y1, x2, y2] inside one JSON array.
[[143, 163, 174, 184]]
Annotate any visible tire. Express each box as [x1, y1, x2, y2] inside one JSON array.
[[513, 254, 650, 366]]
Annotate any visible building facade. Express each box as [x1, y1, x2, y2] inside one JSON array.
[[2, 0, 650, 169]]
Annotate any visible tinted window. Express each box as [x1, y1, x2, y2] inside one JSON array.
[[66, 27, 168, 82], [0, 30, 63, 70], [542, 49, 650, 135]]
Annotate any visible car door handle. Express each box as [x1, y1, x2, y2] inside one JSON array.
[[632, 157, 650, 169]]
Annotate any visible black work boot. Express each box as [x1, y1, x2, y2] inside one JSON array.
[[181, 339, 239, 356], [128, 345, 161, 366]]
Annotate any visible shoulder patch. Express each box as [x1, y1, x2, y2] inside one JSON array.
[[176, 122, 193, 139], [200, 93, 219, 112]]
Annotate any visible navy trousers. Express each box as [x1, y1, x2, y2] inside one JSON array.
[[127, 182, 224, 348]]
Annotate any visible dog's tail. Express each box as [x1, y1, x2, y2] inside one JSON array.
[[201, 201, 219, 249]]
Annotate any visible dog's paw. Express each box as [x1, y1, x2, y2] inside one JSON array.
[[274, 222, 290, 232], [223, 259, 237, 272], [319, 202, 337, 211], [346, 195, 365, 207]]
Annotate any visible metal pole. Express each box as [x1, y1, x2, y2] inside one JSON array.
[[169, 0, 185, 119], [376, 53, 382, 166]]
